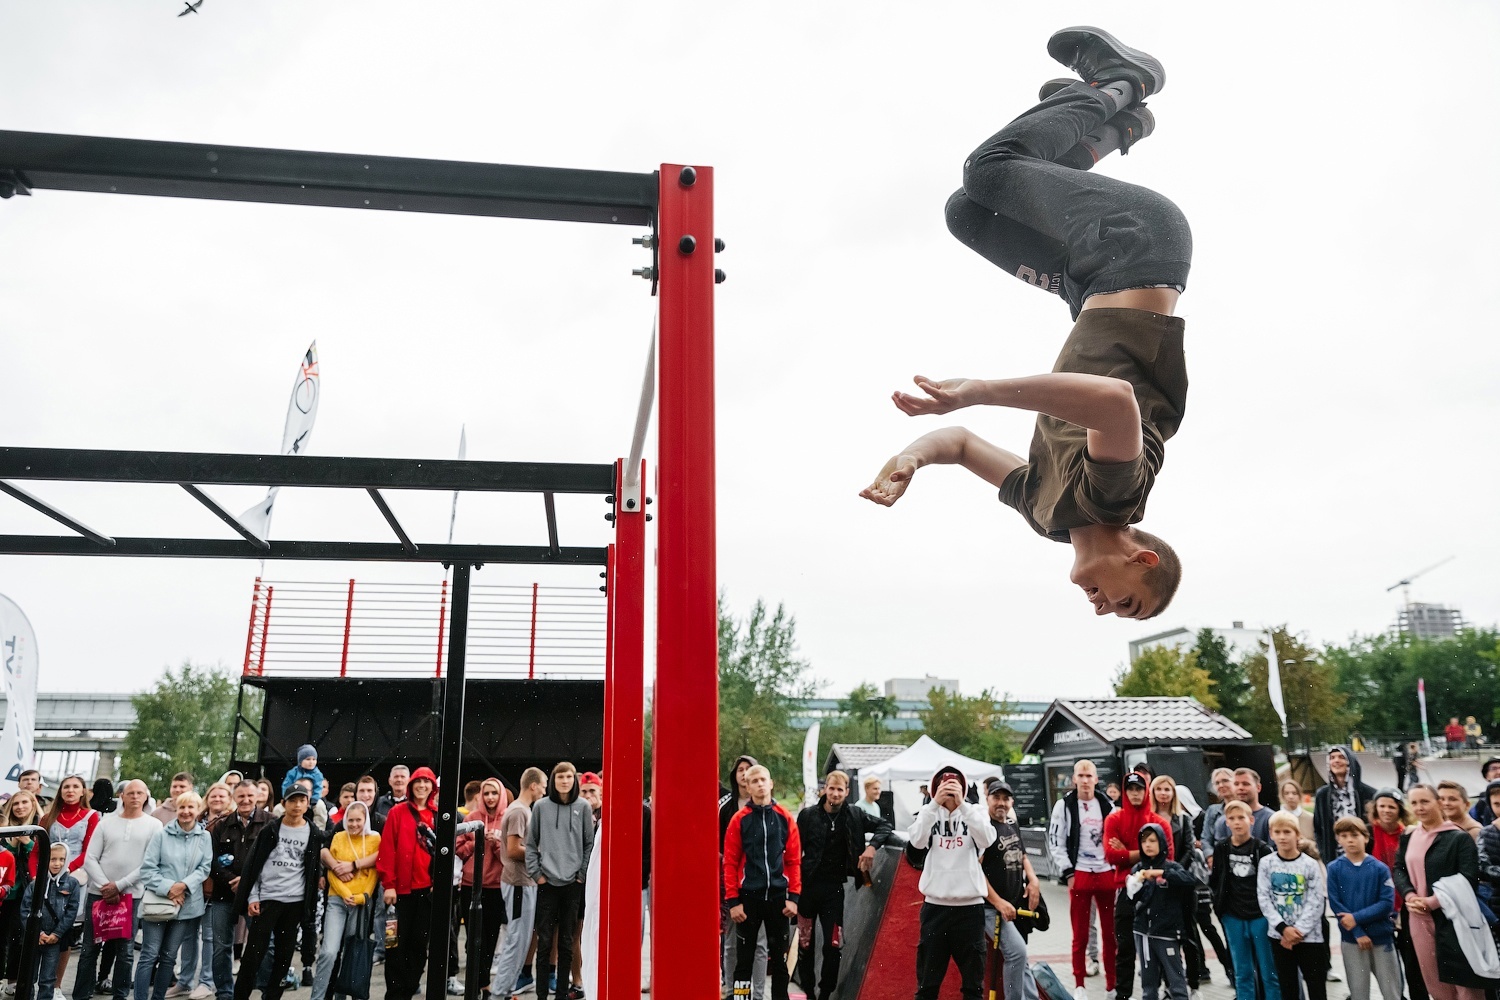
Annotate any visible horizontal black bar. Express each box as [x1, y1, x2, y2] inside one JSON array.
[[0, 535, 608, 565], [0, 448, 614, 494], [0, 131, 657, 227], [0, 480, 115, 547]]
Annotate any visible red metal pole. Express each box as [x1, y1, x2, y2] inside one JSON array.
[[602, 459, 646, 1000], [528, 582, 539, 680], [340, 578, 355, 678], [435, 577, 448, 678], [653, 164, 717, 1000], [600, 543, 618, 988], [256, 585, 274, 677], [242, 577, 262, 676]]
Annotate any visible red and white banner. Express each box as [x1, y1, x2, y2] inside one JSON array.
[[239, 342, 320, 540]]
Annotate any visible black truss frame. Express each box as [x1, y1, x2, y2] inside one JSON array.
[[0, 130, 658, 226]]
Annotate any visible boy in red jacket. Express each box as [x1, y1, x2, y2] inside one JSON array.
[[724, 765, 801, 1000], [1104, 773, 1172, 1000]]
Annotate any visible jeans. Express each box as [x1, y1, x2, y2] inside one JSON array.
[[1341, 940, 1402, 1000], [207, 901, 237, 1000], [534, 883, 583, 1000], [312, 897, 372, 1000], [177, 914, 215, 989], [490, 884, 536, 996], [983, 908, 1039, 1000], [795, 881, 844, 1000], [1069, 871, 1117, 989], [36, 943, 61, 1000], [721, 900, 767, 1000], [735, 898, 791, 1000], [945, 82, 1192, 319], [72, 895, 138, 1000], [138, 918, 201, 1000], [235, 901, 304, 1000], [1221, 913, 1282, 1000]]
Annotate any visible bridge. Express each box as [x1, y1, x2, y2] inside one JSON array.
[[0, 692, 136, 783]]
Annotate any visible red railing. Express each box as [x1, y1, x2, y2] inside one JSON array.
[[242, 577, 606, 679]]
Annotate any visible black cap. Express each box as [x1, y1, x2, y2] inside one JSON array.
[[985, 777, 1014, 797], [283, 785, 310, 800], [1124, 772, 1148, 790]]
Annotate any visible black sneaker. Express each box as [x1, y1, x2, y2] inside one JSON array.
[[1039, 78, 1075, 101], [302, 970, 313, 988], [1047, 26, 1165, 100], [1112, 104, 1154, 153]]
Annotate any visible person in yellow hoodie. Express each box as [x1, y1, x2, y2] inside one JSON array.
[[311, 801, 381, 1000]]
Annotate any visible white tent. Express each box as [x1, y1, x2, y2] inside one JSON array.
[[858, 735, 1006, 825]]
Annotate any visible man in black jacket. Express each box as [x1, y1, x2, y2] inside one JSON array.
[[794, 770, 894, 1000], [207, 782, 272, 1000], [232, 788, 326, 1000], [719, 755, 765, 1000], [1313, 746, 1375, 863]]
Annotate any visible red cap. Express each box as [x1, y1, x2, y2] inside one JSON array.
[[579, 772, 603, 787]]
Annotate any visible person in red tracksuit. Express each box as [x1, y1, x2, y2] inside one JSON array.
[[724, 765, 801, 1000], [376, 766, 438, 1000], [1104, 772, 1173, 1000]]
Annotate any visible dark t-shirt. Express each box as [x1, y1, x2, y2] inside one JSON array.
[[813, 808, 846, 884], [998, 308, 1188, 541], [982, 819, 1026, 906], [1224, 837, 1266, 920]]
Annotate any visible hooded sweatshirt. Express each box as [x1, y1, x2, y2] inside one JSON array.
[[905, 766, 997, 906], [525, 765, 595, 885], [456, 778, 510, 889], [1103, 791, 1172, 888], [1313, 745, 1376, 863], [375, 765, 437, 895], [1125, 823, 1197, 939]]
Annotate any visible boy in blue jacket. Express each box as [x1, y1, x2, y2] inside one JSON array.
[[22, 843, 82, 1000], [281, 744, 326, 807], [1125, 823, 1196, 1000], [1325, 817, 1400, 1000]]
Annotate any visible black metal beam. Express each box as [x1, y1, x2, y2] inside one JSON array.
[[179, 484, 270, 550], [543, 492, 560, 556], [0, 448, 614, 494], [0, 535, 607, 564], [366, 488, 417, 554], [427, 562, 471, 1000], [0, 131, 657, 227], [0, 480, 115, 547]]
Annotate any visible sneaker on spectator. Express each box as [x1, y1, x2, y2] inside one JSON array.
[[190, 986, 214, 1000], [165, 986, 191, 999], [1085, 960, 1100, 978], [513, 972, 535, 995], [1074, 989, 1089, 1000], [447, 978, 465, 996], [282, 972, 298, 990], [1190, 992, 1203, 1000], [548, 975, 557, 994]]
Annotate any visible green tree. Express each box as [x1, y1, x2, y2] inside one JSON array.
[[718, 595, 819, 792], [121, 661, 240, 795], [1242, 627, 1357, 746], [1194, 628, 1252, 726], [919, 687, 1019, 765], [1113, 644, 1218, 709], [1326, 628, 1500, 735], [838, 682, 898, 742]]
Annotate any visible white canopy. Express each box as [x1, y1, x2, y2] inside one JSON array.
[[857, 734, 1006, 785]]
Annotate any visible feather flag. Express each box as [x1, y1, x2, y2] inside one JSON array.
[[239, 342, 320, 540]]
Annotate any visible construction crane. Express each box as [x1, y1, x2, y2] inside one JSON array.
[[1386, 556, 1455, 607]]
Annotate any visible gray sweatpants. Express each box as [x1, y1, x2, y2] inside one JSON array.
[[490, 884, 537, 996], [1136, 934, 1188, 1000], [1341, 940, 1402, 1000]]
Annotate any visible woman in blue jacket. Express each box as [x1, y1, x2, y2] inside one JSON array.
[[136, 791, 213, 1000]]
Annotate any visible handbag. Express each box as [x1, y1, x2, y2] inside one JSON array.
[[140, 890, 180, 923], [332, 902, 375, 1000], [90, 893, 134, 941]]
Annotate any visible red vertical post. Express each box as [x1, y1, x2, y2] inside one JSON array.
[[340, 578, 356, 678], [242, 577, 262, 676], [528, 582, 539, 680], [602, 459, 646, 1000], [256, 585, 274, 677], [600, 543, 618, 988], [653, 164, 717, 1000], [435, 577, 448, 677]]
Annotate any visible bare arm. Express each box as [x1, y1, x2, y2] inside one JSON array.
[[894, 374, 1143, 464], [860, 427, 1025, 507]]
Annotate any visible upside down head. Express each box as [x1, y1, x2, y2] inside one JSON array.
[[1069, 526, 1180, 620]]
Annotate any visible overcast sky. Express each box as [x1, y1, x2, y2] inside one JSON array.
[[2, 2, 1497, 705]]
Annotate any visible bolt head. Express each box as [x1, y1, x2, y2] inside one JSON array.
[[714, 237, 726, 253], [715, 269, 727, 284], [679, 166, 697, 186], [678, 235, 697, 254]]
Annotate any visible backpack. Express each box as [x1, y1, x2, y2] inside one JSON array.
[[1031, 961, 1070, 1000]]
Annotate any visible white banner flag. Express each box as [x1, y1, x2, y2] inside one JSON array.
[[802, 721, 821, 807], [447, 425, 467, 545], [239, 342, 320, 539], [0, 594, 39, 795], [1265, 630, 1287, 735]]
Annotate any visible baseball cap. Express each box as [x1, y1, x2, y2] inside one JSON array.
[[580, 772, 603, 788], [283, 785, 310, 800], [1123, 772, 1148, 790], [985, 777, 1013, 797]]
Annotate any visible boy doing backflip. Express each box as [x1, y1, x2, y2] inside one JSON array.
[[861, 27, 1190, 620]]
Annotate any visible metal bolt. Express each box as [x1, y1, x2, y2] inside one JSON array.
[[440, 847, 450, 856], [626, 498, 637, 509], [599, 585, 607, 593], [605, 495, 615, 504], [678, 235, 696, 254], [443, 812, 452, 821], [605, 513, 616, 522], [715, 269, 727, 284], [715, 238, 726, 253], [646, 513, 653, 522], [632, 267, 656, 281], [679, 166, 697, 186], [632, 234, 656, 249], [645, 497, 653, 505]]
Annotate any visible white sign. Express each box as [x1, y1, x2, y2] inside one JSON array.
[[802, 722, 821, 807], [239, 342, 321, 540], [0, 594, 39, 794], [1052, 729, 1091, 746]]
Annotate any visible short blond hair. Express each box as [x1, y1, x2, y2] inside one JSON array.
[[175, 791, 204, 813], [1074, 759, 1097, 775], [744, 764, 771, 782], [862, 773, 881, 788], [824, 770, 849, 789], [1267, 810, 1301, 835], [1222, 800, 1252, 818]]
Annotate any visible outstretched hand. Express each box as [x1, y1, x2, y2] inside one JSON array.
[[892, 376, 982, 417], [860, 453, 920, 507]]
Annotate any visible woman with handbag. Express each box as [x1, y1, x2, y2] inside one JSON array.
[[135, 791, 213, 1000], [311, 801, 381, 1000]]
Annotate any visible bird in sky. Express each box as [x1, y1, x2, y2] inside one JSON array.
[[178, 0, 204, 15]]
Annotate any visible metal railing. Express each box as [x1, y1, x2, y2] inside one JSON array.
[[242, 578, 606, 679]]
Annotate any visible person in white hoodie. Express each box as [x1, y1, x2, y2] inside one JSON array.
[[905, 765, 997, 1000]]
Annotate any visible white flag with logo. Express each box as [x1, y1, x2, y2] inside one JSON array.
[[239, 342, 320, 539], [0, 594, 39, 795], [802, 722, 821, 807], [1265, 630, 1287, 730], [447, 425, 467, 545]]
